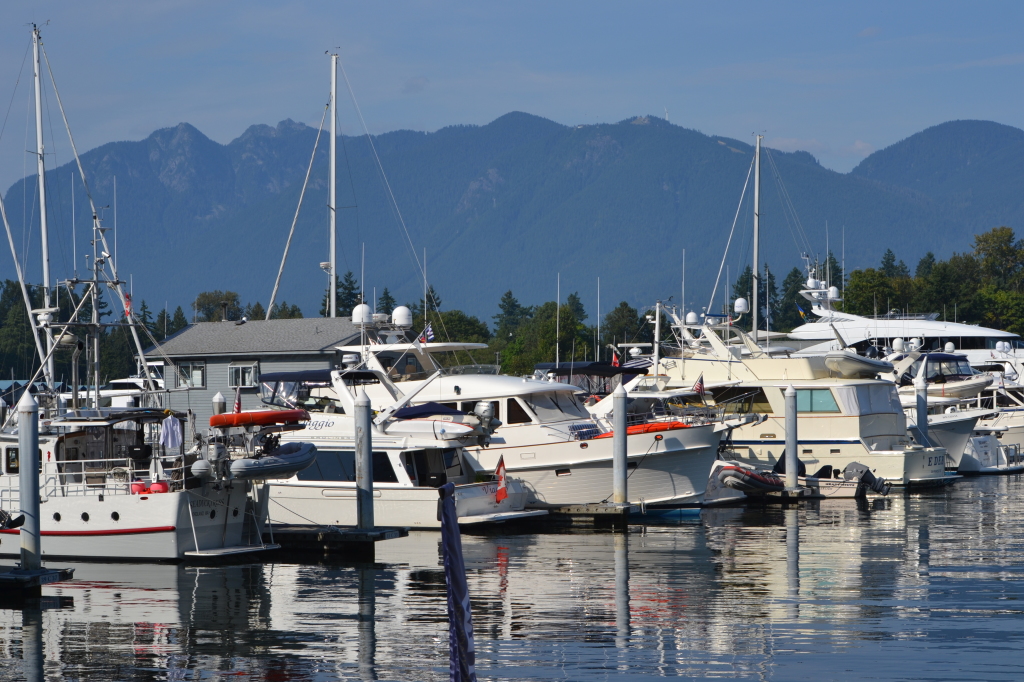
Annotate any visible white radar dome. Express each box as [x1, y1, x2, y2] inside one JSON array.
[[944, 342, 955, 353], [828, 286, 840, 300], [351, 303, 372, 326], [684, 311, 699, 326], [391, 305, 413, 327], [733, 297, 749, 314], [806, 278, 819, 289], [893, 338, 905, 352]]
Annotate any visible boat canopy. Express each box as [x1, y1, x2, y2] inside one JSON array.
[[393, 401, 468, 419]]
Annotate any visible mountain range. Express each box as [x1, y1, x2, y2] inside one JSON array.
[[2, 114, 1022, 322]]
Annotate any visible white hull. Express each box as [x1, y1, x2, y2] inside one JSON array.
[[465, 423, 725, 507], [0, 484, 255, 560], [824, 350, 893, 378], [920, 411, 981, 468], [958, 435, 1024, 475], [267, 479, 539, 528]]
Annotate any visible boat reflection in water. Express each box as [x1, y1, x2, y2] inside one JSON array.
[[3, 478, 1024, 679]]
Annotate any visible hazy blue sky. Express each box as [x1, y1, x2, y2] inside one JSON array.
[[1, 1, 1023, 191]]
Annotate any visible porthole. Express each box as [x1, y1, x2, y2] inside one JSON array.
[[81, 512, 90, 522], [232, 508, 239, 517], [52, 513, 61, 522], [111, 512, 120, 522], [579, 443, 588, 449], [210, 509, 216, 519]]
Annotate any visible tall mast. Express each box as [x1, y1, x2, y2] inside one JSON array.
[[33, 25, 54, 388], [329, 53, 338, 317], [751, 134, 762, 344]]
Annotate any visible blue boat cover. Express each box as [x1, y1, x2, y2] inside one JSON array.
[[394, 401, 467, 419]]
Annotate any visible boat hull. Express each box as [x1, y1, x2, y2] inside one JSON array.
[[0, 484, 254, 561], [464, 423, 724, 507], [266, 478, 536, 529]]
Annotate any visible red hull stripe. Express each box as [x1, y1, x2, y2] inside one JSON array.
[[0, 526, 175, 537]]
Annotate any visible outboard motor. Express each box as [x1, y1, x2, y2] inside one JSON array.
[[843, 462, 890, 496], [472, 401, 502, 446]]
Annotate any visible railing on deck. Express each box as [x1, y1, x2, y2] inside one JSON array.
[[0, 454, 188, 505]]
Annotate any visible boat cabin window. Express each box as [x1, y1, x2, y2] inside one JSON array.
[[832, 385, 901, 415], [506, 398, 532, 424], [460, 401, 499, 420], [409, 448, 463, 487], [5, 447, 17, 474], [176, 361, 206, 388], [796, 389, 840, 413], [295, 450, 399, 483], [525, 392, 589, 423], [710, 387, 773, 415]]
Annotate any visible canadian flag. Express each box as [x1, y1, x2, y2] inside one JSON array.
[[611, 351, 620, 368], [495, 455, 508, 503]]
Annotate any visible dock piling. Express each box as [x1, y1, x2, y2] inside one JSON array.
[[355, 389, 374, 530], [612, 384, 627, 504], [19, 393, 41, 571], [784, 385, 798, 491]]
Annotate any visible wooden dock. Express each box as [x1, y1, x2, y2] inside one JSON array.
[[0, 566, 74, 601]]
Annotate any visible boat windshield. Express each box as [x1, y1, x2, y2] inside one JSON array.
[[525, 391, 590, 423], [832, 384, 901, 416]]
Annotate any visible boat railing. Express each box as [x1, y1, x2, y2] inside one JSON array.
[[1002, 443, 1022, 467]]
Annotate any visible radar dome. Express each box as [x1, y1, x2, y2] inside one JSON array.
[[684, 311, 699, 326], [944, 342, 955, 352], [893, 338, 905, 352], [351, 303, 372, 326], [733, 297, 749, 314], [392, 305, 413, 327], [806, 278, 819, 289], [828, 286, 840, 300]]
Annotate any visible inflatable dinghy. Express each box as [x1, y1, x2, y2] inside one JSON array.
[[230, 442, 317, 480], [717, 465, 785, 494]]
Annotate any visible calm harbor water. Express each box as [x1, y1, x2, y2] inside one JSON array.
[[3, 476, 1024, 680]]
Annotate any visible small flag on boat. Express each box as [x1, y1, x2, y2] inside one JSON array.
[[693, 373, 705, 397], [233, 386, 242, 413], [495, 455, 508, 503], [124, 293, 132, 318], [796, 303, 806, 321], [438, 482, 478, 682], [611, 351, 620, 367], [420, 322, 435, 343]]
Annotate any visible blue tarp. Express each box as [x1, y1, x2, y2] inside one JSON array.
[[394, 402, 466, 420]]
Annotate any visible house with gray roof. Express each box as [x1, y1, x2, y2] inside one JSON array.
[[145, 317, 360, 430]]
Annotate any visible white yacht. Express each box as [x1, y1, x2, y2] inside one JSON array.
[[0, 407, 276, 560], [326, 308, 745, 508], [658, 319, 949, 489], [257, 367, 544, 528], [786, 278, 1024, 378]]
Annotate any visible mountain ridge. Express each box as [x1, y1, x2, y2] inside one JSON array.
[[1, 113, 1018, 321]]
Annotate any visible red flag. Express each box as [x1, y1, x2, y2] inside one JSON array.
[[611, 352, 620, 368], [693, 373, 705, 397], [233, 386, 242, 413], [495, 455, 508, 503], [124, 293, 132, 318]]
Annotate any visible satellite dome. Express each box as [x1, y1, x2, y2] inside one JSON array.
[[684, 311, 699, 326], [351, 303, 372, 326], [392, 305, 413, 327], [733, 297, 749, 314]]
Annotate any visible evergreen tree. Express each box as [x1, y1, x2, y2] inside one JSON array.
[[153, 308, 170, 342], [377, 288, 397, 315], [423, 285, 442, 314], [566, 292, 587, 322], [137, 300, 153, 335], [270, 301, 303, 319], [775, 267, 808, 331], [169, 306, 189, 335], [601, 302, 646, 352], [321, 271, 362, 317], [493, 290, 532, 333], [244, 301, 267, 320], [880, 249, 898, 278], [916, 252, 936, 279]]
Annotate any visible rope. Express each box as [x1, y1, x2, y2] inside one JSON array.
[[706, 156, 755, 315]]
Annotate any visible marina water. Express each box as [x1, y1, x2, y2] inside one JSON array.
[[3, 476, 1024, 680]]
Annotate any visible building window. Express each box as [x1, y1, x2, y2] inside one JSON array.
[[229, 362, 260, 388], [5, 447, 18, 474], [176, 361, 206, 388]]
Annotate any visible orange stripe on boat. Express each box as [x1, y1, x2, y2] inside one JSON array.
[[593, 421, 691, 439]]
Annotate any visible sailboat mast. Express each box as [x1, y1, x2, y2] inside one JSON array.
[[751, 134, 761, 344], [329, 53, 338, 317], [33, 25, 54, 388]]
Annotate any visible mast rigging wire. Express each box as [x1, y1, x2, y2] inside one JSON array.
[[267, 102, 329, 320], [706, 156, 755, 316]]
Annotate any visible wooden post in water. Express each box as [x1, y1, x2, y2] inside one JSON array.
[[355, 389, 375, 530], [612, 384, 628, 504]]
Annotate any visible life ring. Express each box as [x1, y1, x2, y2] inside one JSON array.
[[593, 420, 691, 439], [209, 409, 309, 428]]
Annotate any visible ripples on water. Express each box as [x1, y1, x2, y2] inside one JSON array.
[[3, 477, 1024, 680]]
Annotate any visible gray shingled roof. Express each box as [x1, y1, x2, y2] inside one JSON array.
[[146, 318, 361, 357]]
